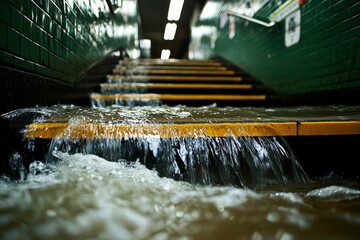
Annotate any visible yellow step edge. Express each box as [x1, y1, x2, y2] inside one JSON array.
[[120, 60, 222, 66], [25, 122, 297, 139], [100, 83, 253, 90], [298, 121, 360, 136], [108, 75, 243, 82], [121, 59, 218, 63], [112, 69, 236, 75], [25, 121, 360, 139], [115, 66, 228, 70], [90, 93, 267, 101]]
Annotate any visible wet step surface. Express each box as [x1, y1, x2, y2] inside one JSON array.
[[1, 59, 360, 240], [24, 105, 360, 139], [79, 58, 360, 138], [8, 104, 359, 182], [107, 75, 243, 81], [99, 83, 254, 94], [2, 58, 360, 178], [91, 58, 270, 107]]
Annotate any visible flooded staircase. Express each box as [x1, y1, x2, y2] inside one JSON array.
[[90, 58, 270, 107], [2, 57, 360, 185]]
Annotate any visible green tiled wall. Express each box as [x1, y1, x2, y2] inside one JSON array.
[[0, 0, 139, 83], [190, 0, 360, 94]]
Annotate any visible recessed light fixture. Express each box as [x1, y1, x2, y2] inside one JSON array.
[[164, 23, 177, 40], [167, 0, 184, 21]]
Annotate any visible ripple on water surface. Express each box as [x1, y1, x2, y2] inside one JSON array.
[[0, 153, 359, 240], [1, 104, 360, 239]]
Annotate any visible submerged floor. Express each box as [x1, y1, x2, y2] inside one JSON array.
[[1, 104, 360, 239], [1, 153, 360, 240]]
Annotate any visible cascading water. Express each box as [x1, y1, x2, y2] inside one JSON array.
[[91, 74, 162, 108], [45, 128, 309, 188], [1, 104, 360, 239], [91, 93, 162, 108], [6, 104, 309, 188]]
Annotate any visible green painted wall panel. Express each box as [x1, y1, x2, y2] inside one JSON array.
[[0, 0, 139, 83], [190, 0, 360, 94]]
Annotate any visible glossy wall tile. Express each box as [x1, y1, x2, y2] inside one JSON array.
[[190, 0, 360, 94], [0, 0, 139, 83]]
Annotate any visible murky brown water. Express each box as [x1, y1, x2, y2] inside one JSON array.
[[1, 104, 360, 239]]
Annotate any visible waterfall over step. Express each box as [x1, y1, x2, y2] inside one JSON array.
[[0, 58, 330, 188], [2, 104, 312, 188], [2, 58, 360, 189]]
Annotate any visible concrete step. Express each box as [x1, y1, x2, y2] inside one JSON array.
[[99, 83, 255, 94], [114, 65, 229, 71], [107, 75, 243, 82], [90, 93, 268, 101], [95, 58, 276, 107], [119, 59, 222, 66], [112, 68, 236, 75]]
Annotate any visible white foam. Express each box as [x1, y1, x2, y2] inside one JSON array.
[[306, 185, 360, 199]]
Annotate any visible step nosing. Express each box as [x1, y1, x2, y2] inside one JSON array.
[[25, 121, 360, 139], [100, 83, 253, 89], [112, 69, 236, 75], [90, 93, 267, 101], [108, 75, 243, 81]]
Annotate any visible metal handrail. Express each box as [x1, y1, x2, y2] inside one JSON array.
[[226, 10, 275, 28]]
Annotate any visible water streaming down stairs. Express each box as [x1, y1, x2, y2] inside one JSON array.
[[0, 58, 310, 188], [27, 59, 308, 187], [90, 58, 270, 107], [84, 59, 303, 187]]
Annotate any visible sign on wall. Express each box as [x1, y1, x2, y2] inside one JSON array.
[[229, 16, 236, 39], [285, 9, 301, 47]]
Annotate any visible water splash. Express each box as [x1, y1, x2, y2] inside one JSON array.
[[306, 186, 360, 201], [1, 105, 360, 240], [44, 130, 309, 188], [91, 94, 162, 108], [100, 83, 149, 94], [9, 105, 310, 188], [1, 104, 314, 187], [0, 153, 359, 240]]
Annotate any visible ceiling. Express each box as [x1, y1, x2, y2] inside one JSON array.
[[137, 0, 206, 59]]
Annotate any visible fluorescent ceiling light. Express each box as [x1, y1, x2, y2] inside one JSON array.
[[163, 23, 177, 40], [167, 0, 184, 21], [161, 49, 171, 60], [199, 2, 222, 20]]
